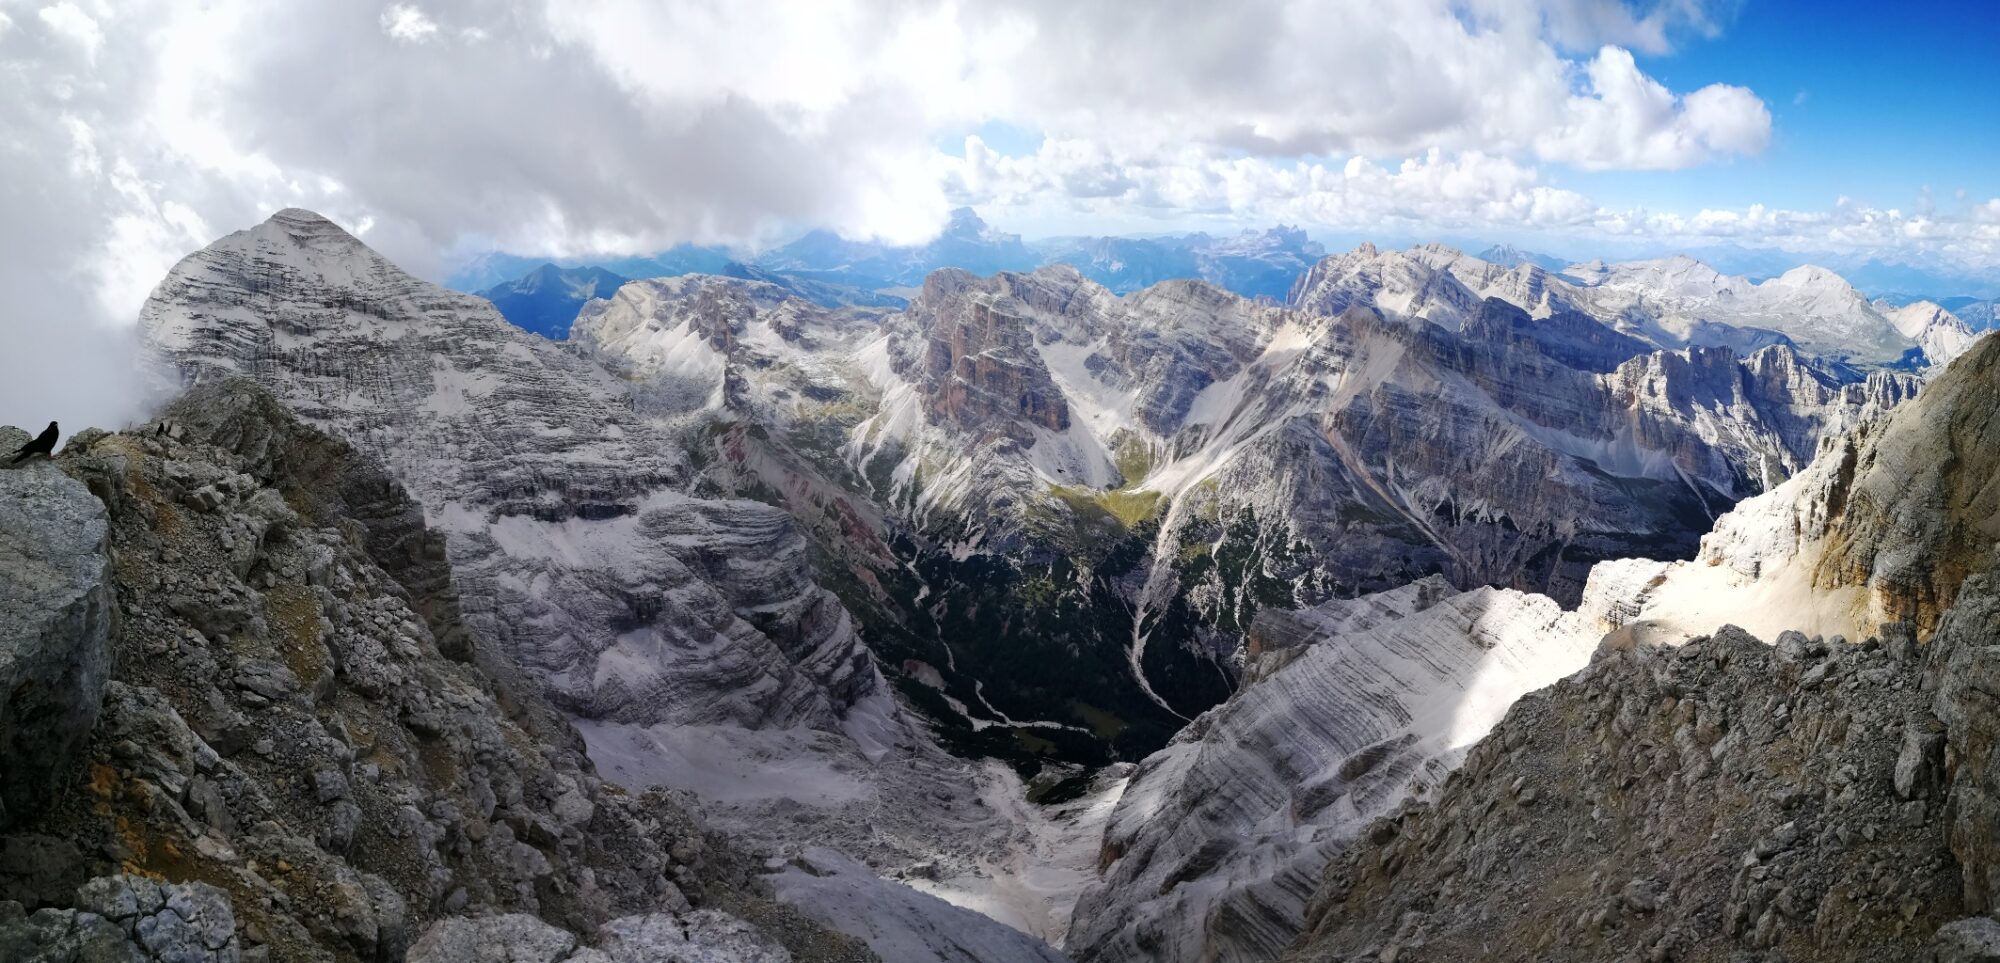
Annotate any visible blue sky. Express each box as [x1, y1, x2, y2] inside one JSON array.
[[917, 1, 2000, 281], [1591, 0, 2000, 214]]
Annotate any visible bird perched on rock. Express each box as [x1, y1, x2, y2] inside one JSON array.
[[12, 421, 58, 463]]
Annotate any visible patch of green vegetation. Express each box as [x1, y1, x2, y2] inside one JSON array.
[[807, 398, 873, 421], [1068, 701, 1129, 742], [1100, 489, 1163, 528], [1183, 477, 1224, 523], [1029, 485, 1164, 569], [1026, 769, 1096, 805], [1015, 573, 1063, 609], [1109, 430, 1158, 486], [909, 453, 951, 496], [740, 444, 1237, 771], [1049, 485, 1163, 531], [860, 447, 902, 498], [782, 397, 874, 483], [1169, 506, 1309, 637]]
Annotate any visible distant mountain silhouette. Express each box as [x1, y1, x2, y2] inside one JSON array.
[[478, 264, 628, 339]]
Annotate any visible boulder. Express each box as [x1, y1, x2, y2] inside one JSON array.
[[406, 913, 578, 963], [0, 874, 241, 963], [1933, 917, 2000, 963]]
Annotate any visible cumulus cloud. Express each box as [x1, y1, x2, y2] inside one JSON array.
[[1538, 47, 1769, 170], [1484, 0, 1728, 55], [36, 1, 102, 59], [919, 0, 1765, 168], [380, 4, 441, 44], [948, 142, 1600, 233]]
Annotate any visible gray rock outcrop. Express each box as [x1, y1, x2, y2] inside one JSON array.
[[1925, 560, 2000, 915], [407, 909, 800, 963], [0, 874, 240, 962], [1932, 916, 2000, 963], [1288, 625, 1961, 962], [0, 431, 111, 829]]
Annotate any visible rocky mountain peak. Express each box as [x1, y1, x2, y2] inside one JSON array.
[[1404, 240, 1471, 268], [1880, 299, 1982, 366], [253, 207, 383, 262], [139, 211, 918, 747], [266, 206, 348, 231], [1210, 223, 1313, 254], [1771, 262, 1848, 289], [1807, 328, 2000, 630], [943, 206, 996, 239], [1475, 243, 1564, 271]]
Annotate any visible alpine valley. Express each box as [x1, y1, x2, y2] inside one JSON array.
[[5, 206, 1999, 963]]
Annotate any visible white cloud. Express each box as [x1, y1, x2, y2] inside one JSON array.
[[1604, 196, 2000, 273], [37, 2, 103, 59], [0, 0, 1779, 292], [949, 141, 1600, 234], [1472, 0, 1725, 55], [901, 0, 1766, 171], [380, 4, 441, 44], [1537, 47, 1769, 170]]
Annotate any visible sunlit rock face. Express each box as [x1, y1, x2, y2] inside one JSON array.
[[1065, 565, 1652, 963], [1606, 326, 2000, 646]]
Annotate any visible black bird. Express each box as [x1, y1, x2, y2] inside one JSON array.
[[12, 421, 58, 464]]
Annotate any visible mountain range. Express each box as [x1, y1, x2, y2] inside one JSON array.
[[3, 207, 1998, 962], [465, 216, 1988, 381], [458, 210, 1332, 338]]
